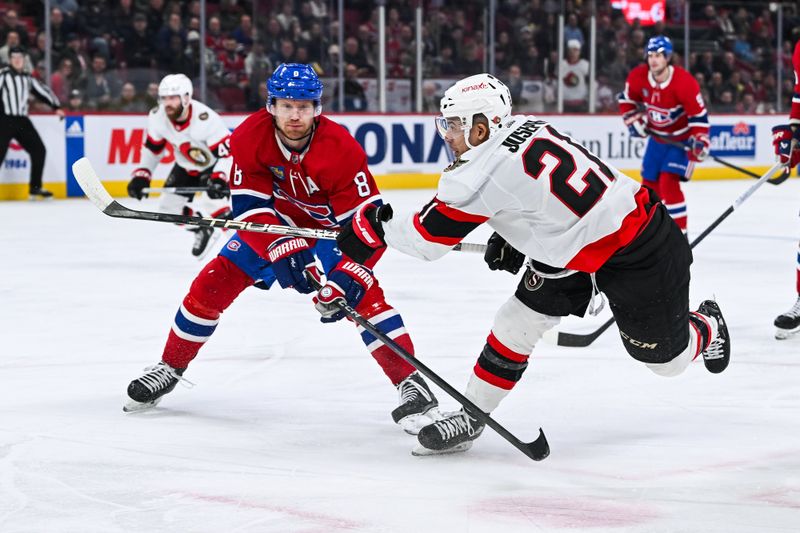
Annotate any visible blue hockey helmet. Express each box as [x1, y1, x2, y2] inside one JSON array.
[[267, 63, 323, 115], [646, 35, 673, 57]]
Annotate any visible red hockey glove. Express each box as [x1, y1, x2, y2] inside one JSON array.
[[267, 237, 320, 294], [313, 260, 375, 323], [336, 203, 393, 264], [772, 125, 800, 169], [686, 134, 710, 162], [623, 110, 648, 138], [127, 168, 152, 200], [205, 171, 230, 199]]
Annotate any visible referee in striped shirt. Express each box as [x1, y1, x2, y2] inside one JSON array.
[[0, 47, 65, 199]]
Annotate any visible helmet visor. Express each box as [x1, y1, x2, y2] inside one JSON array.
[[434, 115, 468, 140]]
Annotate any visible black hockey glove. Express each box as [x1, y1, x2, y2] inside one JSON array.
[[337, 203, 393, 264], [205, 172, 230, 199], [127, 168, 152, 200], [484, 232, 525, 275]]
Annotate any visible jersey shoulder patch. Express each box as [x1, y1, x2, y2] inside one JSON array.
[[199, 112, 209, 120]]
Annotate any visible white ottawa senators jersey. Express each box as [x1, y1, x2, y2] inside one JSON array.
[[142, 99, 232, 174], [383, 116, 652, 273]]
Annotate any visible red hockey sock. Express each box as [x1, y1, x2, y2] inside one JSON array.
[[655, 172, 687, 232], [162, 256, 253, 369]]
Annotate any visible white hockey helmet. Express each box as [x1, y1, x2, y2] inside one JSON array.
[[436, 73, 512, 145], [158, 74, 193, 107]]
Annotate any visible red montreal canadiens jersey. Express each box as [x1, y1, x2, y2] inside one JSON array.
[[619, 64, 709, 141], [229, 110, 381, 256]]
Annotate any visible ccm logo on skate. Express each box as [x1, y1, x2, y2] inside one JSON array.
[[619, 330, 658, 349]]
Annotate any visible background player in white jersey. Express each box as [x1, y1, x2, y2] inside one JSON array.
[[618, 36, 710, 234], [126, 74, 233, 257], [771, 38, 800, 339], [334, 74, 731, 455]]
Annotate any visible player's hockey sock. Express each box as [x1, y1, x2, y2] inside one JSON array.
[[688, 311, 718, 360], [657, 172, 687, 232], [471, 331, 530, 402], [162, 256, 252, 369], [357, 306, 417, 384]]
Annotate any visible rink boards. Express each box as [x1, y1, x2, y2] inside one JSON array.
[[0, 113, 787, 200]]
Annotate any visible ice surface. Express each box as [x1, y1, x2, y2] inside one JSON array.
[[1, 179, 799, 532]]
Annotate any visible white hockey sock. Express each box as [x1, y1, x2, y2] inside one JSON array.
[[465, 373, 510, 413]]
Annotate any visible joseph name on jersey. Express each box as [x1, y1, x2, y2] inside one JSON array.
[[229, 110, 382, 254], [384, 115, 651, 272], [144, 99, 231, 172], [618, 64, 709, 141]]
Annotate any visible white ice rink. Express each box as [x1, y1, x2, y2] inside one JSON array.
[[2, 178, 800, 532]]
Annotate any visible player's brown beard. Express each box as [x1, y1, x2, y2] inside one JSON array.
[[165, 104, 183, 121]]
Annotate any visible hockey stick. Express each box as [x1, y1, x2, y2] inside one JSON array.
[[142, 186, 208, 194], [72, 158, 488, 252], [646, 130, 788, 185], [548, 161, 785, 348], [305, 273, 549, 461]]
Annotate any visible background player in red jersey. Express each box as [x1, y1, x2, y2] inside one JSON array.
[[336, 74, 730, 456], [771, 39, 800, 339], [618, 36, 710, 234], [123, 64, 440, 434]]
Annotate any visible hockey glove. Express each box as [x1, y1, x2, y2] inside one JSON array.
[[337, 203, 393, 264], [205, 172, 230, 199], [267, 237, 320, 294], [686, 134, 710, 162], [313, 260, 375, 323], [484, 232, 525, 275], [772, 125, 800, 169], [623, 111, 648, 138], [127, 168, 152, 200]]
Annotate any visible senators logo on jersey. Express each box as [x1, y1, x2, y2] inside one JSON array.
[[179, 142, 212, 166]]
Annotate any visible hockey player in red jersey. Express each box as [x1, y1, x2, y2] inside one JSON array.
[[771, 39, 800, 339], [618, 36, 710, 233], [124, 64, 440, 433], [335, 73, 730, 456], [126, 74, 233, 258]]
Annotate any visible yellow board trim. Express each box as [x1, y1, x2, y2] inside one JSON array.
[[0, 166, 791, 200]]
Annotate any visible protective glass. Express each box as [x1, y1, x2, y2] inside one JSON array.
[[434, 115, 468, 140]]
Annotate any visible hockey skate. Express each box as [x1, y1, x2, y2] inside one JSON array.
[[391, 372, 440, 435], [124, 362, 190, 412], [696, 300, 730, 374], [774, 296, 800, 340], [190, 226, 218, 258], [29, 187, 53, 200], [412, 408, 485, 456]]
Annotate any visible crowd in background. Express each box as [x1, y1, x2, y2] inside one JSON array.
[[1, 0, 798, 114]]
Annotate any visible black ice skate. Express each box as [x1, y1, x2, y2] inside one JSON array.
[[413, 408, 485, 456], [696, 300, 730, 374], [774, 296, 800, 340], [191, 226, 217, 258], [124, 362, 190, 412], [29, 187, 53, 200], [391, 372, 439, 435]]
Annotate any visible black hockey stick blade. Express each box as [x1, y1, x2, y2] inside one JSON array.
[[307, 273, 549, 461], [550, 316, 616, 348]]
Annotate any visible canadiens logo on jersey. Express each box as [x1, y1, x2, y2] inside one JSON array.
[[178, 142, 212, 166], [269, 166, 285, 180], [273, 186, 337, 227]]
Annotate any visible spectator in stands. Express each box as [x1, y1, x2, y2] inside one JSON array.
[[217, 0, 245, 31], [66, 89, 84, 111], [52, 0, 79, 19], [111, 0, 136, 41], [273, 38, 295, 67], [245, 40, 272, 109], [205, 15, 226, 54], [28, 32, 48, 70], [563, 12, 584, 48], [276, 1, 299, 34], [157, 13, 186, 63], [736, 92, 758, 113], [112, 82, 149, 112], [263, 18, 283, 61], [561, 39, 589, 113], [218, 36, 247, 88], [231, 14, 254, 51], [84, 54, 122, 109], [123, 13, 157, 91], [61, 33, 89, 81], [421, 80, 439, 112], [50, 57, 75, 102], [343, 36, 372, 76], [308, 0, 328, 22], [186, 30, 220, 85], [520, 44, 545, 79], [1, 10, 29, 48], [600, 47, 630, 93], [144, 82, 159, 108], [160, 33, 193, 77], [333, 63, 368, 111], [146, 0, 167, 39], [716, 90, 736, 113], [504, 64, 527, 106], [49, 8, 72, 60], [0, 32, 32, 71]]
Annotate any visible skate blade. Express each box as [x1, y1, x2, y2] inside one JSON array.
[[411, 441, 473, 456], [775, 327, 800, 340], [398, 407, 442, 435], [194, 230, 221, 261], [123, 398, 162, 412]]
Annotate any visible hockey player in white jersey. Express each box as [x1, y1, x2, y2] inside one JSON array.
[[126, 74, 233, 257], [334, 74, 732, 455]]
